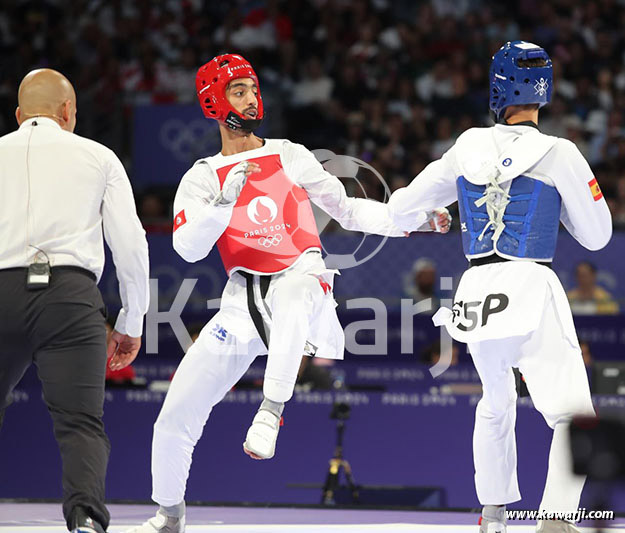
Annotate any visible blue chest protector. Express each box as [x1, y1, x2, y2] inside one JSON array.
[[456, 176, 561, 260]]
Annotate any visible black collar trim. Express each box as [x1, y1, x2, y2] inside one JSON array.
[[503, 120, 539, 130]]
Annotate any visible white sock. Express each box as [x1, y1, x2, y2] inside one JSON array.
[[160, 501, 185, 518]]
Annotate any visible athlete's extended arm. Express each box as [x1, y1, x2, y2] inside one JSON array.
[[388, 148, 458, 232], [284, 142, 447, 236]]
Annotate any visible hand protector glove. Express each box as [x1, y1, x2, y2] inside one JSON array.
[[427, 207, 452, 232], [213, 161, 250, 205]]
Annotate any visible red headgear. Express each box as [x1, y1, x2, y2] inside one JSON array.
[[196, 54, 264, 132]]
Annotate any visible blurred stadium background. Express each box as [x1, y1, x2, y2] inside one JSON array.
[[2, 0, 625, 520]]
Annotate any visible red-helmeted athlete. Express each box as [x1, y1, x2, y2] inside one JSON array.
[[127, 54, 450, 533]]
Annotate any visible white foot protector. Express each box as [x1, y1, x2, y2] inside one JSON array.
[[125, 509, 185, 533], [536, 520, 580, 532], [479, 518, 506, 532], [243, 409, 281, 459], [480, 505, 506, 533]]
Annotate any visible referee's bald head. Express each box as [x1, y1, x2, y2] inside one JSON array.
[[16, 69, 77, 132]]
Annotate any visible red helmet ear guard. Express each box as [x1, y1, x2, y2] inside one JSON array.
[[196, 54, 264, 133]]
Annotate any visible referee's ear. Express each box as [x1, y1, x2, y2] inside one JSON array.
[[15, 106, 22, 126], [60, 99, 77, 133]]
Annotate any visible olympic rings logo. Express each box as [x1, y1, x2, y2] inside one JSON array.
[[258, 234, 283, 248], [159, 118, 219, 162]]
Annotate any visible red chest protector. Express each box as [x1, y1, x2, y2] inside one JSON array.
[[215, 153, 321, 275]]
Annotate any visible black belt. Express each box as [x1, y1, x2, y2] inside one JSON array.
[[0, 265, 97, 281], [469, 255, 552, 269], [239, 272, 272, 349]]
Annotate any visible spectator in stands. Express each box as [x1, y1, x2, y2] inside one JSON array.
[[613, 176, 625, 227], [430, 116, 455, 159], [291, 56, 333, 108], [420, 340, 459, 367], [138, 192, 170, 233], [404, 258, 440, 312], [1, 0, 625, 217], [579, 340, 594, 368], [567, 261, 620, 315], [297, 357, 333, 391], [188, 324, 204, 345], [167, 46, 199, 103], [120, 42, 174, 105]]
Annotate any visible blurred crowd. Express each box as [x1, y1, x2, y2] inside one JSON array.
[[404, 256, 621, 316], [1, 0, 625, 226]]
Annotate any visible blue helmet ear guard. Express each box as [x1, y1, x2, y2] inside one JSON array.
[[489, 41, 553, 122]]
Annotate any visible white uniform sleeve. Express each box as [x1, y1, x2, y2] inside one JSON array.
[[282, 141, 411, 236], [172, 161, 234, 263], [101, 151, 150, 337], [554, 139, 612, 250], [388, 146, 459, 231]]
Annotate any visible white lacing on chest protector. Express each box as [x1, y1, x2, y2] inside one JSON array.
[[474, 173, 511, 243]]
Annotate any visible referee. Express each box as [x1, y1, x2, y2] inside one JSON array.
[[0, 69, 149, 532]]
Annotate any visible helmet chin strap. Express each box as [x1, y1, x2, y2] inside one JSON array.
[[490, 109, 503, 124], [224, 110, 263, 133]]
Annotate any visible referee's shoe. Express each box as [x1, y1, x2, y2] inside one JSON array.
[[71, 508, 106, 533]]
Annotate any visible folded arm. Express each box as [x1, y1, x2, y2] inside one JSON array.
[[172, 161, 234, 263]]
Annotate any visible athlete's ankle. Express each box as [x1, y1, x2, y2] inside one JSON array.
[[482, 505, 506, 521], [260, 397, 284, 418], [159, 501, 185, 518]]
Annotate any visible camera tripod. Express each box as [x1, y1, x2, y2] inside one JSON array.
[[321, 404, 359, 505]]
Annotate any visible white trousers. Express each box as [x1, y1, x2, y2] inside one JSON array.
[[151, 269, 328, 506], [468, 293, 595, 514]]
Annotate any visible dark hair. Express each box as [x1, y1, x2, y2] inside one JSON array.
[[576, 261, 597, 274], [517, 58, 548, 68], [420, 340, 441, 364], [188, 323, 204, 339]]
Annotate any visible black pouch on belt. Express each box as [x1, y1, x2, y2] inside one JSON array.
[[26, 261, 51, 290]]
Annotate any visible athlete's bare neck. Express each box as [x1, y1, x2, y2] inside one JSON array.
[[504, 107, 539, 126], [220, 124, 263, 156]]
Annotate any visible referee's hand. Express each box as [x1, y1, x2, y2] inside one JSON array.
[[107, 330, 141, 371]]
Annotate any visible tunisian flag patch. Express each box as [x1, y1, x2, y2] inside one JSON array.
[[173, 209, 187, 231], [588, 178, 603, 201]]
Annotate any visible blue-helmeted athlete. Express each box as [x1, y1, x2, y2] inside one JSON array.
[[388, 41, 612, 533]]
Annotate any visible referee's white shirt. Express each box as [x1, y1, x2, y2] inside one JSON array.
[[0, 117, 149, 337]]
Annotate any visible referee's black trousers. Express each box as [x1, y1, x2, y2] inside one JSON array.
[[0, 268, 111, 530]]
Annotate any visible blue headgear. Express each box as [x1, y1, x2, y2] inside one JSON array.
[[489, 41, 553, 122]]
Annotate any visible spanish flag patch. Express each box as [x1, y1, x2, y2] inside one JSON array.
[[588, 178, 603, 201]]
